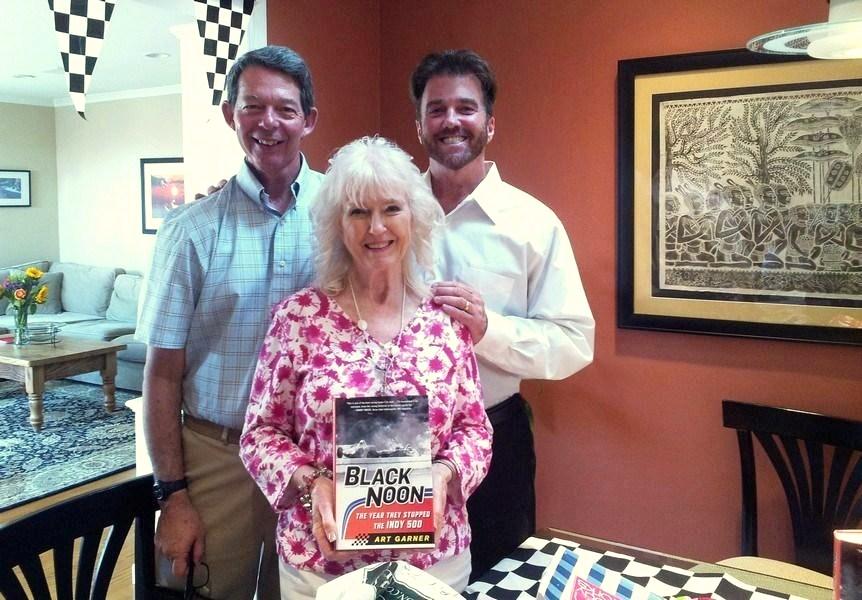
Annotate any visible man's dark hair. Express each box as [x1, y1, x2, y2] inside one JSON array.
[[410, 49, 497, 118], [224, 45, 315, 114]]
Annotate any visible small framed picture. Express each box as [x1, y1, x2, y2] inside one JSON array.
[[140, 157, 185, 234], [0, 170, 31, 207]]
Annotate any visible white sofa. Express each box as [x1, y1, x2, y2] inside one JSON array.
[[0, 260, 146, 391]]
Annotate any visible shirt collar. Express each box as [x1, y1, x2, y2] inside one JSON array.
[[426, 161, 508, 224], [468, 162, 511, 223], [236, 154, 311, 213]]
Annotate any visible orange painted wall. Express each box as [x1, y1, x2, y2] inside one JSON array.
[[271, 1, 862, 563]]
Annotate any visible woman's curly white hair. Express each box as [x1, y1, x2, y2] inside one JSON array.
[[310, 136, 443, 296]]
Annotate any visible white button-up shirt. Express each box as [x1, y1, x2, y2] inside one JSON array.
[[433, 162, 595, 408]]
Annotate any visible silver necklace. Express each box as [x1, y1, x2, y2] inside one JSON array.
[[348, 278, 406, 393]]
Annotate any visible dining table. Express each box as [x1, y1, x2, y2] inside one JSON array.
[[464, 527, 832, 600]]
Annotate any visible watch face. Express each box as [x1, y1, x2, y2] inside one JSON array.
[[153, 479, 186, 501], [153, 482, 166, 500]]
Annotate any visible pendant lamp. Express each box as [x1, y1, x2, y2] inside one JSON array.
[[747, 0, 862, 59]]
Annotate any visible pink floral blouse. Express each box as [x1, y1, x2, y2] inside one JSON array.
[[240, 287, 492, 576]]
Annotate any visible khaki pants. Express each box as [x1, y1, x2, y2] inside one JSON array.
[[157, 426, 279, 600]]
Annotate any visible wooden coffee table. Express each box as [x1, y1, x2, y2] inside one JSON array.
[[0, 337, 127, 431]]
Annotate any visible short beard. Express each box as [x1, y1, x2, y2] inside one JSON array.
[[421, 124, 489, 171]]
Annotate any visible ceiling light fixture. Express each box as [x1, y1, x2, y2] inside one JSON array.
[[747, 0, 862, 59]]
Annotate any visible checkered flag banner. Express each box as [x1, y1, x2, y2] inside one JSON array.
[[47, 0, 117, 118], [193, 0, 256, 105]]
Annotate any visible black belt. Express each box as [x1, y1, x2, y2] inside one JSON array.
[[486, 393, 526, 426]]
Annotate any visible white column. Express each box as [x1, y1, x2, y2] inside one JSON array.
[[172, 0, 267, 198]]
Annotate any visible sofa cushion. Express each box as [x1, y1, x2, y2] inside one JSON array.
[[5, 271, 64, 315], [49, 262, 122, 316], [62, 319, 136, 341], [113, 333, 147, 363], [106, 273, 141, 322]]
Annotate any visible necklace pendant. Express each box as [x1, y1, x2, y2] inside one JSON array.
[[357, 319, 368, 331]]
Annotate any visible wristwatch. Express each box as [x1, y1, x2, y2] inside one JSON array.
[[153, 478, 188, 502]]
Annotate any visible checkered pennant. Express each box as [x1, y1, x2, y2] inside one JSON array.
[[47, 0, 117, 118], [193, 0, 256, 105]]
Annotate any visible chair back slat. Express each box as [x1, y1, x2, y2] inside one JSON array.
[[779, 434, 815, 523], [824, 449, 852, 523], [92, 517, 136, 599], [754, 432, 806, 539], [836, 456, 862, 528], [18, 554, 52, 599], [135, 506, 160, 598], [804, 440, 825, 519], [76, 532, 102, 599], [0, 569, 29, 600], [723, 399, 862, 575], [53, 539, 75, 600], [735, 429, 758, 556]]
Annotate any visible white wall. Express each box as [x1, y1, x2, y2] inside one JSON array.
[[54, 94, 182, 273], [0, 102, 59, 266]]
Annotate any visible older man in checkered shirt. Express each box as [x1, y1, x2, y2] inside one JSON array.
[[138, 45, 320, 600]]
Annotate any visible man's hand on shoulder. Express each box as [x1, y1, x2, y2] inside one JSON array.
[[155, 490, 206, 578], [193, 178, 228, 200], [431, 281, 489, 343]]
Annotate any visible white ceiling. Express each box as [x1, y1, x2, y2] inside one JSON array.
[[0, 0, 195, 106]]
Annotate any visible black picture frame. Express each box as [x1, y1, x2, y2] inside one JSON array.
[[140, 157, 185, 235], [0, 170, 31, 207], [617, 49, 862, 346]]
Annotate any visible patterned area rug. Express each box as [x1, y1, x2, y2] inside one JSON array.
[[0, 380, 137, 512]]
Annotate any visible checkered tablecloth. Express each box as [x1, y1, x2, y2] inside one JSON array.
[[463, 537, 806, 600]]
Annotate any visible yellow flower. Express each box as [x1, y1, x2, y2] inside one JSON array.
[[14, 289, 26, 301], [35, 285, 49, 304], [25, 267, 44, 279]]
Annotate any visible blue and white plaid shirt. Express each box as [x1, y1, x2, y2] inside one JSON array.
[[138, 157, 323, 428]]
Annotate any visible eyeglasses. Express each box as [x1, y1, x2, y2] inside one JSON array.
[[185, 559, 210, 600]]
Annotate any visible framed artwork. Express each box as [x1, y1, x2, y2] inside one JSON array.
[[140, 157, 185, 234], [0, 170, 31, 207], [617, 49, 862, 346]]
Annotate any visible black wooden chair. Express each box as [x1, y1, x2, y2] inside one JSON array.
[[0, 474, 181, 599], [722, 399, 862, 575]]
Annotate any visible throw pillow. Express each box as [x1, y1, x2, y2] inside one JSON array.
[[4, 271, 63, 315], [49, 262, 121, 316], [106, 273, 142, 322]]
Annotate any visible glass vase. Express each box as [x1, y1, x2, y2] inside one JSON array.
[[13, 308, 30, 346]]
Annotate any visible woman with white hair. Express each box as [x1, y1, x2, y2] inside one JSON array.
[[240, 136, 492, 599]]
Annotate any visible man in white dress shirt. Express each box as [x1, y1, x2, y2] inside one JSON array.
[[410, 49, 596, 580]]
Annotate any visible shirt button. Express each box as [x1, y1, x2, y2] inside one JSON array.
[[279, 261, 287, 268]]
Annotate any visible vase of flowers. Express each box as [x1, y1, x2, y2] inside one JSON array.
[[1, 267, 49, 346]]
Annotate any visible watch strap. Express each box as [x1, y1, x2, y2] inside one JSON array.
[[153, 478, 188, 502]]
